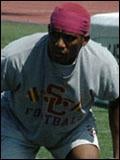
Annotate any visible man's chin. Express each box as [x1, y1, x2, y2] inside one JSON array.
[[51, 57, 75, 65], [48, 52, 76, 65], [52, 58, 66, 65]]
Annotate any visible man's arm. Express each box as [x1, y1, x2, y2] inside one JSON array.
[[108, 98, 119, 159]]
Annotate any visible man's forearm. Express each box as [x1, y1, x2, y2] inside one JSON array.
[[108, 98, 119, 159]]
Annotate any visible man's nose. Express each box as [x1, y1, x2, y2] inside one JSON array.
[[56, 38, 66, 48]]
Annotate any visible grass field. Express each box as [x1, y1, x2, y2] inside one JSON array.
[[1, 21, 113, 159]]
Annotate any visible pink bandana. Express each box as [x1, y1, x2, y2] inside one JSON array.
[[50, 3, 90, 36]]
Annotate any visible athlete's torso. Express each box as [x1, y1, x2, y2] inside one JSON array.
[[1, 33, 119, 145]]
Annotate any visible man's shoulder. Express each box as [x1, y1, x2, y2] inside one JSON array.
[[1, 32, 48, 59], [80, 39, 119, 74], [1, 32, 48, 72], [84, 39, 117, 64], [86, 39, 106, 50]]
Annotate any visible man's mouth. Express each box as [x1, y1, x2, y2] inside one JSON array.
[[55, 53, 64, 58]]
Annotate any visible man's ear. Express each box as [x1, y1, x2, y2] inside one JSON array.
[[82, 36, 90, 46], [48, 24, 50, 32]]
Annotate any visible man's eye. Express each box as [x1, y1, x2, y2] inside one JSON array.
[[63, 35, 76, 42], [50, 31, 60, 39]]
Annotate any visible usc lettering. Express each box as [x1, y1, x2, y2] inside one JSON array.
[[45, 84, 84, 115], [45, 84, 66, 115], [27, 84, 84, 116]]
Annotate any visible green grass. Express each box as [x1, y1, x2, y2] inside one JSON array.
[[93, 107, 113, 159], [1, 21, 113, 159], [1, 21, 48, 48]]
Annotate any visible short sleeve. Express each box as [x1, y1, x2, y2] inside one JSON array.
[[1, 53, 21, 91], [96, 59, 119, 100]]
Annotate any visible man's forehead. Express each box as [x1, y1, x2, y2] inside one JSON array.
[[49, 25, 81, 37]]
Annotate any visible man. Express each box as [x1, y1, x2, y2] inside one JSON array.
[[1, 2, 119, 159]]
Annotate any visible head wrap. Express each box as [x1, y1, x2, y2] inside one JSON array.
[[50, 2, 90, 36]]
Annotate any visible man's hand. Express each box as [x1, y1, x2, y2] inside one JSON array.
[[108, 98, 119, 159]]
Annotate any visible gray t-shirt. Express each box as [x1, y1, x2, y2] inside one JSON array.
[[1, 33, 119, 146]]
